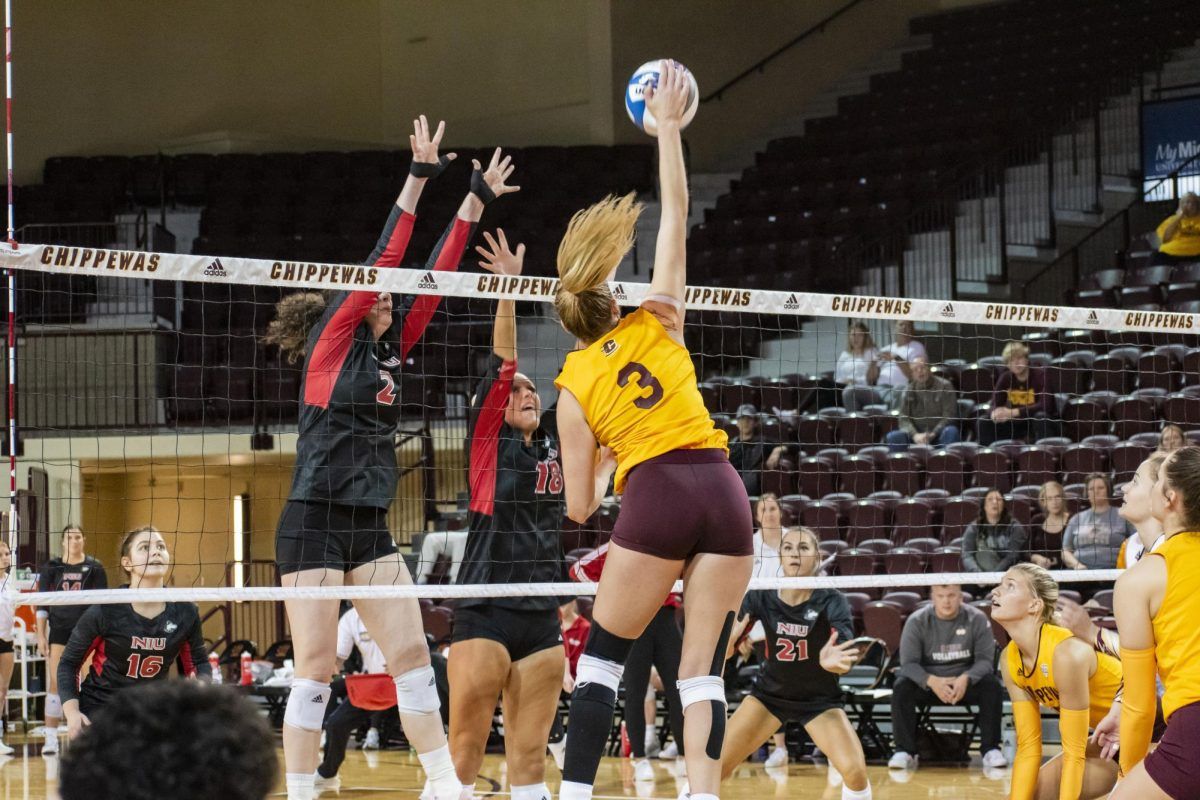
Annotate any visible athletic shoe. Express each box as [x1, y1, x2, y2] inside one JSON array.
[[674, 756, 687, 776], [548, 735, 567, 771], [658, 741, 678, 759], [0, 740, 13, 756], [361, 727, 380, 750], [41, 732, 58, 757], [887, 751, 917, 770], [764, 747, 788, 768], [645, 735, 661, 759], [982, 748, 1009, 768], [313, 770, 340, 794], [633, 758, 655, 782]]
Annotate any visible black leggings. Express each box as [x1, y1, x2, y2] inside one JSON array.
[[623, 605, 685, 758]]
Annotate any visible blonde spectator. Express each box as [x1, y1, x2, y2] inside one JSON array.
[[1030, 481, 1070, 569]]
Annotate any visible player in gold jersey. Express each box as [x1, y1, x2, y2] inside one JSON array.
[[1113, 445, 1200, 799], [992, 563, 1122, 799], [550, 61, 756, 800]]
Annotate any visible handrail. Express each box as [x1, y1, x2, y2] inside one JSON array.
[[700, 0, 870, 104], [1022, 149, 1200, 294]]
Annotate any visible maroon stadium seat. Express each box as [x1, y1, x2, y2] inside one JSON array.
[[1138, 351, 1183, 393], [1064, 398, 1108, 442], [797, 413, 835, 450], [881, 589, 924, 613], [973, 449, 1014, 492], [801, 501, 843, 542], [1016, 446, 1059, 487], [1110, 397, 1158, 439], [837, 550, 878, 576], [847, 500, 891, 546], [862, 602, 906, 655], [893, 500, 937, 543], [798, 456, 836, 499], [1061, 444, 1106, 485], [840, 455, 881, 497], [837, 413, 876, 451], [886, 452, 924, 496], [1090, 354, 1133, 394], [926, 451, 967, 495], [1163, 393, 1200, 430], [929, 548, 963, 574], [941, 497, 980, 544]]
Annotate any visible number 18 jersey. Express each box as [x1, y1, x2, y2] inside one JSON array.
[[554, 307, 727, 493]]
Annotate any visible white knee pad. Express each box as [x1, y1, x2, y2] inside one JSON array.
[[576, 654, 624, 693], [394, 665, 440, 715], [677, 676, 725, 712], [284, 678, 331, 732], [45, 693, 61, 719]]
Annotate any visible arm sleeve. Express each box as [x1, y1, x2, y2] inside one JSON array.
[[966, 612, 996, 684], [57, 606, 104, 705], [897, 613, 930, 685], [184, 613, 211, 680], [996, 522, 1027, 570], [826, 592, 855, 643], [467, 355, 517, 517], [1119, 646, 1158, 774], [1057, 707, 1090, 800], [961, 524, 981, 572], [398, 215, 478, 360], [1009, 700, 1043, 800]]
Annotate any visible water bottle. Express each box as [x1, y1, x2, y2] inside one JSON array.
[[208, 651, 222, 685], [239, 651, 253, 686]]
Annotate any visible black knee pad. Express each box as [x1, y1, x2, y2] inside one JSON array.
[[573, 679, 617, 709], [583, 620, 636, 664]]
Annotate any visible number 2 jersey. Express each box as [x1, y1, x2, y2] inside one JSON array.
[[288, 205, 477, 509], [457, 354, 564, 611], [740, 588, 855, 704], [35, 556, 108, 632], [57, 601, 210, 713], [554, 306, 727, 493]]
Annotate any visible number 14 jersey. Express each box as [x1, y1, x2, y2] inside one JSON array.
[[555, 307, 727, 493]]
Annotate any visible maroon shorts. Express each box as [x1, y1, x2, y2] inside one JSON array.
[[1145, 700, 1200, 799], [612, 449, 753, 560]]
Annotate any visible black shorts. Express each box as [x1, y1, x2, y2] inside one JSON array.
[[750, 688, 842, 727], [275, 500, 398, 575], [613, 449, 753, 561], [451, 605, 562, 662], [49, 624, 76, 647], [0, 639, 12, 655]]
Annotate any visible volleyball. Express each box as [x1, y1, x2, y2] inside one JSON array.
[[624, 59, 699, 135]]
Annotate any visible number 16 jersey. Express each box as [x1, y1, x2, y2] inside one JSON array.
[[555, 307, 727, 493]]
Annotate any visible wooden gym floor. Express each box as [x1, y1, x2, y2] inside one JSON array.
[[3, 740, 1018, 799]]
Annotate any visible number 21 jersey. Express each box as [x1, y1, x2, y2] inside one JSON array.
[[554, 307, 727, 492], [741, 588, 855, 703]]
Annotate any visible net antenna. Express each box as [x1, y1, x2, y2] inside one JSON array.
[[4, 0, 15, 560]]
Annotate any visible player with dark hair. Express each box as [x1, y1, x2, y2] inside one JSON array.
[[58, 526, 209, 740], [552, 61, 752, 800], [442, 230, 566, 800], [34, 523, 108, 755], [720, 527, 870, 799], [268, 116, 519, 800], [59, 680, 277, 800]]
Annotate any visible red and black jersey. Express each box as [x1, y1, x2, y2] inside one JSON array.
[[456, 354, 565, 611], [57, 601, 210, 713], [289, 204, 476, 508], [35, 557, 108, 632], [740, 589, 854, 703]]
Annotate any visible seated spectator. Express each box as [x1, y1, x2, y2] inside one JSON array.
[[416, 529, 468, 584], [977, 341, 1059, 446], [1152, 191, 1200, 265], [884, 356, 960, 452], [728, 405, 786, 496], [874, 320, 927, 410], [59, 681, 278, 800], [961, 490, 1027, 573], [1156, 422, 1185, 455], [1062, 473, 1134, 572], [752, 493, 788, 579], [837, 321, 882, 411], [1028, 480, 1069, 569], [888, 584, 1005, 772]]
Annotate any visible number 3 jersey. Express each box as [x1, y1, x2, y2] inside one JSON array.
[[458, 354, 565, 611], [57, 602, 210, 712], [554, 306, 727, 493], [740, 588, 855, 703]]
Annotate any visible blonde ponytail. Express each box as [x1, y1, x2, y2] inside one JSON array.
[[555, 193, 643, 343]]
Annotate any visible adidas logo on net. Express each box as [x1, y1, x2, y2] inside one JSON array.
[[417, 272, 438, 290], [940, 302, 955, 319], [203, 258, 228, 278], [783, 293, 800, 311], [1086, 310, 1100, 325]]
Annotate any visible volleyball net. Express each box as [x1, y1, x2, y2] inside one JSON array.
[[1, 237, 1188, 617]]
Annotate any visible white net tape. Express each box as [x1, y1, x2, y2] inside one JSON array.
[[16, 570, 1122, 606]]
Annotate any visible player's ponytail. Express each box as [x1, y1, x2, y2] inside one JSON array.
[[555, 192, 642, 344], [263, 291, 327, 363], [1162, 445, 1200, 530]]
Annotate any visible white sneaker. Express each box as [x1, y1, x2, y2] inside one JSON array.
[[41, 732, 57, 756], [361, 727, 380, 750], [887, 751, 916, 770], [982, 748, 1008, 768], [764, 747, 788, 768], [658, 741, 678, 759], [674, 756, 687, 776], [0, 740, 13, 756], [313, 771, 341, 794], [645, 736, 661, 759], [633, 758, 655, 782]]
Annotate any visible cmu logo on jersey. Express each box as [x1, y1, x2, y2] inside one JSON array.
[[601, 339, 619, 357], [130, 636, 167, 651]]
